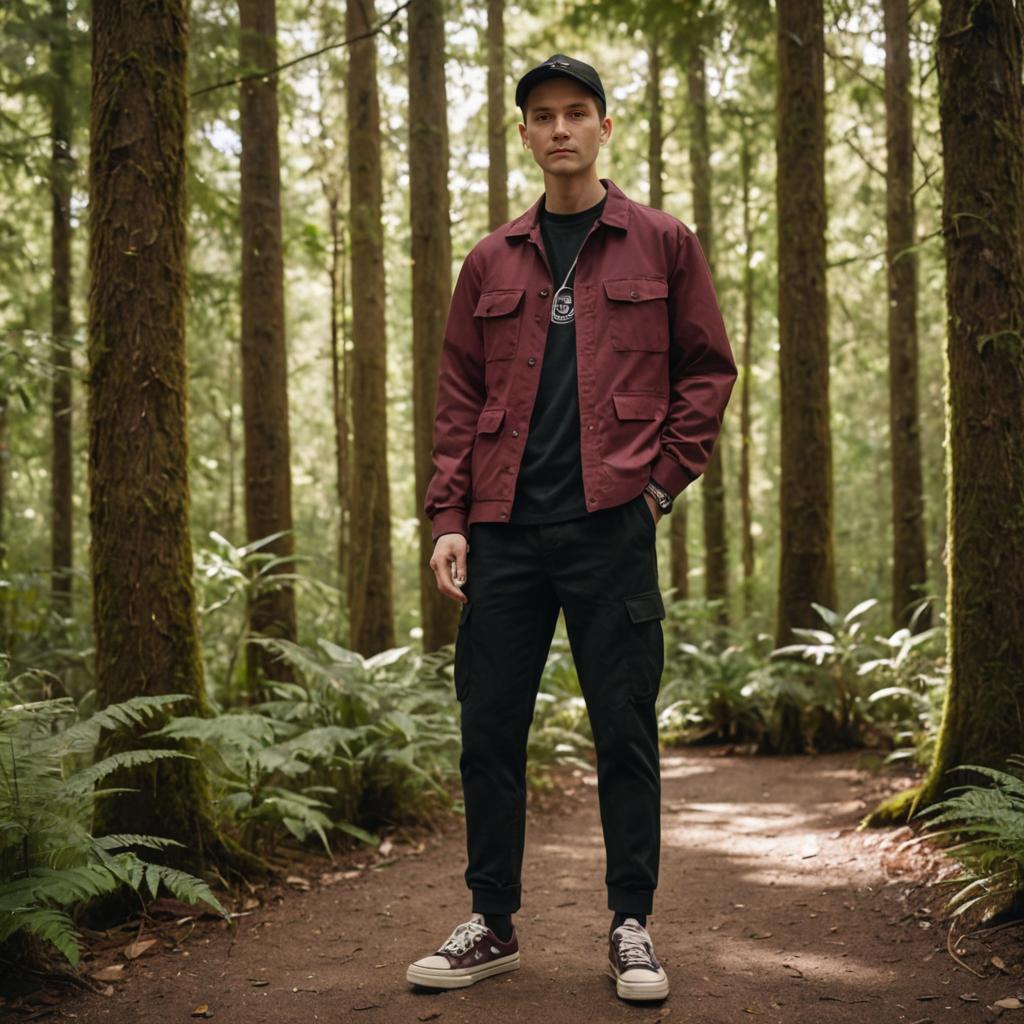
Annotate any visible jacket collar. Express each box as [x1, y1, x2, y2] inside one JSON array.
[[504, 178, 630, 240]]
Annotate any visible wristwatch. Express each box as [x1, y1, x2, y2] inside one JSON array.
[[643, 479, 673, 514]]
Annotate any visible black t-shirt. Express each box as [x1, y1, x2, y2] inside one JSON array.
[[509, 191, 607, 525]]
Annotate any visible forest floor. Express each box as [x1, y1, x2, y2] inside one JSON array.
[[7, 746, 1024, 1024]]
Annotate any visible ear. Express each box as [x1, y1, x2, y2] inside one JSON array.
[[600, 115, 613, 146], [518, 121, 529, 150]]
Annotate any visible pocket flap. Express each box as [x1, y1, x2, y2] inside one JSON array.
[[612, 392, 664, 421], [474, 288, 525, 318], [625, 590, 666, 624], [475, 407, 506, 434], [603, 278, 669, 303]]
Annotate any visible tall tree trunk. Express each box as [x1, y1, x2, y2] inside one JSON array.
[[226, 341, 238, 542], [773, 0, 836, 751], [689, 47, 729, 624], [646, 37, 663, 210], [774, 0, 836, 639], [916, 0, 1024, 807], [884, 0, 930, 630], [739, 124, 756, 617], [346, 0, 394, 655], [325, 181, 351, 601], [50, 0, 74, 619], [410, 0, 455, 654], [649, 37, 688, 601], [239, 0, 297, 692], [87, 0, 253, 877], [486, 0, 508, 230]]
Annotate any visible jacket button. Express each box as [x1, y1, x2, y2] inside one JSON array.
[[539, 288, 549, 297], [527, 357, 536, 366], [511, 430, 519, 437], [629, 289, 639, 299]]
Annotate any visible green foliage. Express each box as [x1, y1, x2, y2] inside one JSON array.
[[914, 756, 1024, 922], [0, 664, 228, 968]]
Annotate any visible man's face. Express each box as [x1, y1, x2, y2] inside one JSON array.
[[518, 77, 612, 180]]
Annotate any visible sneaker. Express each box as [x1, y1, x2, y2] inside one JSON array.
[[406, 913, 520, 989], [608, 917, 669, 1001]]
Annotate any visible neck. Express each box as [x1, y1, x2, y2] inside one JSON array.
[[542, 173, 606, 214]]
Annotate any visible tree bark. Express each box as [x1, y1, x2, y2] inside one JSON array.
[[486, 0, 508, 230], [346, 0, 394, 655], [916, 0, 1024, 805], [884, 0, 930, 630], [87, 0, 254, 877], [774, 0, 836, 645], [688, 47, 729, 624], [409, 0, 455, 654], [239, 0, 297, 692], [739, 124, 756, 617], [50, 0, 74, 620], [773, 0, 836, 753]]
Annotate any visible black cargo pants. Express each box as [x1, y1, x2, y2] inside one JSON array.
[[453, 490, 665, 916]]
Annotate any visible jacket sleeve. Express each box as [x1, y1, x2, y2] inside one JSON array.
[[650, 224, 738, 498], [423, 248, 487, 541]]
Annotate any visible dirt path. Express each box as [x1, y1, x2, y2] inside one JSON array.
[[16, 748, 1024, 1023]]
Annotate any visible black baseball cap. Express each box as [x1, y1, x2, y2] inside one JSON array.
[[515, 54, 606, 114]]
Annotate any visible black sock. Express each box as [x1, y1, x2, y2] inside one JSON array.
[[485, 913, 513, 942], [611, 911, 647, 932]]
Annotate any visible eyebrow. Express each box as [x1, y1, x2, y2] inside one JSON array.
[[530, 102, 591, 113]]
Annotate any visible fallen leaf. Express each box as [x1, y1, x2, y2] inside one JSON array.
[[378, 839, 394, 857], [353, 1004, 382, 1011], [959, 993, 980, 1002], [417, 1013, 442, 1022], [90, 965, 125, 982], [993, 956, 1010, 973], [124, 938, 157, 960], [191, 1006, 214, 1018], [243, 897, 260, 911], [994, 997, 1024, 1010], [250, 980, 269, 988], [285, 875, 310, 890], [750, 932, 773, 940]]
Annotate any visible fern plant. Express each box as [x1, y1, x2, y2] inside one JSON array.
[[0, 668, 229, 968], [914, 756, 1024, 922]]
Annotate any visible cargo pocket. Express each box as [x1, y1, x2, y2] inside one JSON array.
[[624, 589, 666, 702], [474, 288, 525, 361], [453, 600, 473, 701]]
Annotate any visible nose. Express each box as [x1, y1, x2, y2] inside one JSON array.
[[552, 116, 571, 137]]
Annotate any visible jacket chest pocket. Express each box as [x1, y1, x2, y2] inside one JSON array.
[[603, 278, 669, 351], [474, 288, 525, 361]]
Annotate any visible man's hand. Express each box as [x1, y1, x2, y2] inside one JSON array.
[[643, 490, 664, 527], [430, 533, 469, 603]]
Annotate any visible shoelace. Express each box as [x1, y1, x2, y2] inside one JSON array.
[[614, 921, 656, 967], [438, 917, 490, 956]]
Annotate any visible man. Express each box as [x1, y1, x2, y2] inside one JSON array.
[[407, 54, 736, 1002]]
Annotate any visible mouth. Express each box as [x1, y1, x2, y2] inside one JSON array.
[[550, 149, 575, 156]]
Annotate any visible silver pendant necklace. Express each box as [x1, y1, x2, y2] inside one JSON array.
[[550, 250, 581, 325]]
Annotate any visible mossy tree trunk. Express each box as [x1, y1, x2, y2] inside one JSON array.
[[688, 46, 729, 625], [410, 0, 455, 655], [87, 0, 257, 879], [774, 0, 836, 752], [346, 0, 395, 655], [739, 123, 756, 618], [486, 0, 508, 231], [49, 0, 74, 621], [914, 0, 1024, 808], [884, 0, 930, 631], [239, 0, 297, 695]]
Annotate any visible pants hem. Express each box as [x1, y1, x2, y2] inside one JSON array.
[[607, 886, 654, 915]]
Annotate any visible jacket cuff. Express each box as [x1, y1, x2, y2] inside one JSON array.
[[431, 507, 469, 542], [650, 452, 697, 500]]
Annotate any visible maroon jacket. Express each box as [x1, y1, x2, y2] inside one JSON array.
[[424, 179, 736, 541]]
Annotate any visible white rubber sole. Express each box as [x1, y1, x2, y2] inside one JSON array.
[[406, 951, 520, 989], [608, 965, 670, 1001]]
